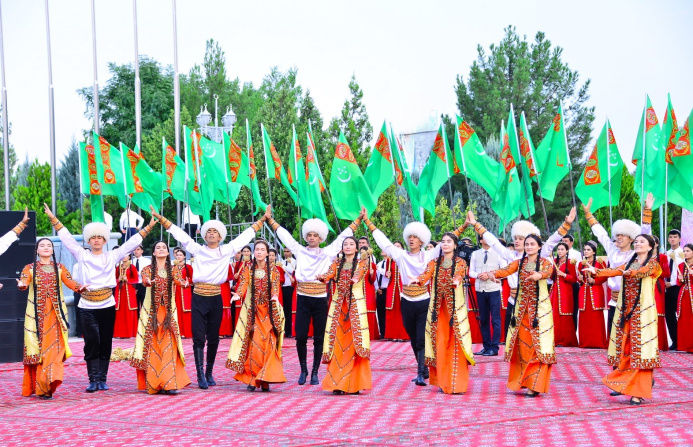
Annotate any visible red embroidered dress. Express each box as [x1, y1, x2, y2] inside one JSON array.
[[550, 258, 578, 347], [384, 259, 409, 340], [677, 261, 693, 352], [173, 262, 193, 338], [113, 262, 138, 338], [655, 253, 671, 351], [576, 258, 608, 349]]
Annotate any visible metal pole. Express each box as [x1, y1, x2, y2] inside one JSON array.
[[664, 163, 669, 248], [90, 0, 99, 134], [133, 0, 141, 149], [45, 0, 57, 227], [0, 1, 9, 210], [172, 0, 181, 225], [640, 99, 646, 220], [605, 119, 614, 230], [307, 124, 342, 233]]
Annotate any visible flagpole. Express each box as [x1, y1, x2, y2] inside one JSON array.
[[261, 124, 274, 212], [90, 0, 99, 135], [454, 122, 473, 212], [520, 111, 550, 235], [439, 118, 457, 229], [293, 125, 302, 235], [386, 122, 405, 226], [640, 97, 646, 222], [605, 119, 614, 230], [120, 143, 132, 240], [133, 0, 141, 149], [309, 120, 341, 233], [559, 103, 582, 248], [0, 1, 10, 210], [245, 120, 255, 221], [45, 0, 57, 228], [506, 112, 532, 221], [172, 0, 181, 226], [665, 163, 669, 249], [77, 141, 85, 244]]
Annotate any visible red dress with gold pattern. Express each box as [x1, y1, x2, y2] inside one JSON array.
[[677, 262, 693, 352], [384, 259, 409, 340], [173, 262, 193, 338], [577, 258, 608, 349], [363, 259, 380, 341], [113, 263, 138, 338], [550, 258, 578, 347], [655, 253, 671, 351]]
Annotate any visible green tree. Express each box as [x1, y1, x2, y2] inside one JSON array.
[[12, 160, 68, 236], [57, 139, 82, 214]]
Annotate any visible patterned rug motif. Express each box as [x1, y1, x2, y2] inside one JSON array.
[[0, 337, 692, 446]]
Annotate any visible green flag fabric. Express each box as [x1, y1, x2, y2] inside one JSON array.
[[663, 99, 693, 210], [633, 96, 665, 208], [245, 120, 268, 213], [93, 133, 127, 208], [506, 108, 535, 218], [575, 120, 624, 212], [183, 126, 214, 221], [418, 123, 454, 216], [329, 131, 376, 220], [535, 105, 571, 202], [492, 122, 523, 231], [261, 124, 297, 203], [363, 121, 395, 202], [454, 116, 500, 199], [162, 138, 186, 203], [120, 143, 162, 213], [289, 125, 312, 216], [79, 141, 105, 222], [304, 131, 334, 232], [390, 127, 420, 219], [673, 108, 693, 191]]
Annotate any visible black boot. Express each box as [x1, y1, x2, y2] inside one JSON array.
[[297, 343, 308, 385], [205, 344, 218, 386], [194, 348, 208, 389], [414, 350, 427, 386], [97, 358, 110, 391], [85, 360, 99, 393], [310, 355, 321, 385]]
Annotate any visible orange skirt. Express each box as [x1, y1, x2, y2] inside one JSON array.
[[234, 302, 286, 387], [507, 311, 552, 393], [136, 305, 191, 394], [602, 320, 653, 399], [22, 297, 65, 397], [322, 298, 372, 393], [429, 296, 470, 394]]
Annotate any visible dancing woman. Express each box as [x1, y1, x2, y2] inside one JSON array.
[[584, 234, 661, 405], [17, 238, 86, 399], [411, 232, 475, 394], [317, 237, 371, 394], [113, 254, 138, 338], [676, 244, 693, 352], [576, 242, 608, 349], [226, 240, 286, 392], [131, 241, 191, 395], [172, 247, 193, 338], [486, 234, 555, 397], [550, 243, 578, 347]]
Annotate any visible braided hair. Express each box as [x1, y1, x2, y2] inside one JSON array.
[[337, 237, 359, 322], [250, 240, 280, 342], [432, 232, 459, 327], [510, 234, 544, 329], [618, 234, 655, 329], [150, 241, 174, 332], [32, 238, 70, 330]]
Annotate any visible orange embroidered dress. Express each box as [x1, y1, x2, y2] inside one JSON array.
[[416, 257, 475, 394], [492, 258, 555, 394], [173, 262, 193, 338], [226, 262, 286, 387], [320, 256, 372, 393], [131, 265, 190, 394], [596, 258, 661, 399], [19, 263, 80, 397]]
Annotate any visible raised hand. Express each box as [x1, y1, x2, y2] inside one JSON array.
[[582, 198, 592, 215], [645, 193, 655, 210], [360, 206, 368, 219], [566, 206, 576, 224], [149, 206, 163, 220], [43, 203, 56, 221], [264, 205, 273, 221], [466, 210, 477, 225], [21, 207, 30, 225]]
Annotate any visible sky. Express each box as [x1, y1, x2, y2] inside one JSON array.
[[2, 0, 692, 172]]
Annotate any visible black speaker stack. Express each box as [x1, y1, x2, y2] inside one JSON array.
[[0, 211, 36, 363]]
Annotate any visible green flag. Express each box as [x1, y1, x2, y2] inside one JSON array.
[[673, 108, 693, 191], [363, 121, 395, 201], [575, 120, 623, 212], [194, 130, 241, 207], [535, 105, 571, 201], [79, 141, 105, 222], [183, 126, 214, 221], [454, 116, 500, 199], [492, 121, 523, 231], [390, 126, 420, 219], [261, 124, 297, 203], [93, 133, 127, 208], [120, 142, 163, 213], [663, 99, 693, 210], [244, 120, 268, 213], [633, 96, 664, 208], [162, 138, 186, 203], [329, 131, 376, 219], [509, 109, 535, 218], [289, 125, 312, 216], [418, 123, 454, 216], [305, 131, 334, 232]]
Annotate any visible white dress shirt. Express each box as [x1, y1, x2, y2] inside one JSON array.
[[666, 247, 684, 284], [182, 206, 201, 226], [132, 255, 151, 284], [0, 229, 18, 256], [376, 259, 390, 289], [281, 257, 296, 287], [104, 212, 113, 231], [372, 229, 441, 302], [58, 227, 143, 310], [276, 226, 353, 297], [167, 223, 255, 285], [568, 248, 583, 263], [119, 210, 145, 231], [469, 248, 505, 292]]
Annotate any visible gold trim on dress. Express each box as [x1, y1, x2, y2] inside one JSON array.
[[81, 288, 113, 302], [297, 281, 327, 296], [193, 282, 222, 296]]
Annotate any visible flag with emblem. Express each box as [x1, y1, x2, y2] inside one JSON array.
[[329, 131, 376, 219], [633, 95, 664, 208], [453, 115, 500, 199], [662, 98, 693, 209], [162, 138, 207, 218], [183, 126, 214, 220], [492, 121, 524, 231], [507, 108, 535, 218], [575, 120, 623, 212], [672, 107, 693, 191], [92, 133, 127, 208], [288, 125, 312, 216], [390, 126, 420, 218], [363, 121, 395, 201], [418, 122, 455, 216], [261, 124, 297, 203], [79, 141, 105, 222], [535, 104, 571, 201], [305, 130, 333, 232], [244, 120, 268, 213], [120, 142, 162, 213]]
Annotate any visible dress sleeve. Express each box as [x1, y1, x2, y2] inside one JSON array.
[[491, 260, 520, 279], [173, 265, 184, 287], [18, 264, 32, 291], [223, 227, 257, 257], [235, 264, 249, 298], [353, 258, 369, 284], [591, 222, 616, 255], [167, 223, 201, 256], [595, 265, 626, 278], [141, 265, 153, 287], [320, 259, 339, 283], [564, 261, 578, 283], [373, 230, 407, 264], [59, 264, 82, 292], [415, 259, 437, 285], [539, 258, 554, 280], [57, 227, 85, 262], [323, 227, 354, 258], [659, 254, 671, 281], [628, 258, 662, 279], [0, 229, 18, 256], [276, 227, 304, 257], [271, 267, 281, 299], [112, 233, 144, 263], [453, 259, 468, 284], [127, 265, 139, 283], [482, 230, 515, 263]]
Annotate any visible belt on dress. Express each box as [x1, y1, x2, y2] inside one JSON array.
[[193, 282, 222, 296], [81, 288, 113, 302]]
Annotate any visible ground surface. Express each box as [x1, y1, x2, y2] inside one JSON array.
[[0, 337, 692, 446]]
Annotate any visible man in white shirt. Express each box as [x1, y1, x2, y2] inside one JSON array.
[[45, 204, 155, 393], [666, 229, 684, 350], [119, 209, 145, 241], [103, 211, 113, 232], [131, 245, 151, 312], [152, 205, 265, 390], [469, 240, 505, 356], [182, 204, 201, 240], [267, 210, 364, 386], [281, 247, 297, 337]]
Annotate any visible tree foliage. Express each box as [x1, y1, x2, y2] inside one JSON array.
[[12, 160, 68, 235], [57, 139, 82, 214]]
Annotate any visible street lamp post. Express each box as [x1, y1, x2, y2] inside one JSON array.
[[196, 96, 236, 143]]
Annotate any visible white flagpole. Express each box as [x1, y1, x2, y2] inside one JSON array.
[[45, 0, 57, 225], [521, 111, 550, 235], [640, 96, 647, 222], [561, 102, 582, 247], [133, 0, 141, 149], [605, 119, 614, 230], [0, 1, 9, 210], [172, 0, 181, 225]]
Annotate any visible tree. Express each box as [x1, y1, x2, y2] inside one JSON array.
[[12, 160, 68, 236], [57, 139, 82, 214]]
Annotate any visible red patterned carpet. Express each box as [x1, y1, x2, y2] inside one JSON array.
[[1, 337, 692, 446]]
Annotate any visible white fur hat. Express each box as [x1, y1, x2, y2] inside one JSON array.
[[403, 222, 431, 247], [511, 220, 541, 239], [302, 218, 328, 242], [83, 222, 110, 241], [201, 220, 227, 242], [611, 219, 640, 240]]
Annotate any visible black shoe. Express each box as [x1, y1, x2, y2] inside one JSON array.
[[247, 385, 256, 392], [629, 397, 643, 406], [85, 381, 99, 393], [205, 344, 218, 386], [414, 349, 427, 386], [98, 358, 110, 391], [610, 391, 622, 396], [483, 351, 499, 356], [298, 361, 308, 385], [525, 391, 539, 398], [261, 385, 270, 392], [85, 359, 99, 393], [310, 356, 321, 385], [162, 389, 179, 395], [669, 344, 677, 351], [333, 390, 345, 395], [193, 348, 208, 389], [474, 349, 488, 356]]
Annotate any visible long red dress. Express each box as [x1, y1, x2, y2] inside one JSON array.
[[364, 259, 380, 341], [383, 259, 409, 340], [500, 279, 510, 341], [577, 258, 608, 349], [677, 262, 693, 352], [113, 262, 138, 338], [550, 258, 578, 347], [655, 253, 670, 351], [220, 265, 234, 337], [173, 262, 193, 338], [467, 278, 483, 344], [231, 260, 247, 331]]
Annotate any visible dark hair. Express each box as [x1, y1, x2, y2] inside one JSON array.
[[150, 241, 173, 332], [554, 242, 569, 260], [432, 232, 459, 327], [510, 235, 543, 329], [173, 247, 186, 256], [33, 238, 70, 330], [135, 244, 144, 251], [269, 248, 278, 257], [498, 238, 507, 246], [583, 241, 598, 260], [669, 229, 681, 237], [359, 236, 369, 243], [337, 237, 359, 321], [393, 241, 404, 249], [618, 234, 655, 329], [241, 245, 252, 253], [249, 240, 280, 343], [562, 234, 574, 243], [684, 243, 693, 252], [427, 241, 438, 248]]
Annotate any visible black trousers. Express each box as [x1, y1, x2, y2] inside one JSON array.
[[295, 294, 328, 364], [401, 298, 429, 354], [376, 289, 387, 338], [503, 303, 515, 340], [74, 293, 83, 337], [282, 285, 295, 337], [607, 305, 616, 339], [191, 293, 223, 351], [477, 290, 501, 352], [135, 284, 146, 313], [80, 306, 116, 362], [665, 285, 680, 349]]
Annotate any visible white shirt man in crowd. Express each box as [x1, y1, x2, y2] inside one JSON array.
[[469, 239, 506, 356], [119, 209, 145, 241]]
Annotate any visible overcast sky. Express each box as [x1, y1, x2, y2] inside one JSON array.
[[2, 0, 692, 171]]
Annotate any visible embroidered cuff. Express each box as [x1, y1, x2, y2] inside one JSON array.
[[267, 217, 280, 231], [361, 217, 376, 232], [642, 207, 652, 225], [473, 222, 487, 237], [558, 221, 571, 236], [252, 220, 263, 232], [453, 223, 468, 237], [139, 222, 155, 238], [50, 217, 64, 232], [158, 216, 172, 230], [12, 222, 27, 236], [585, 212, 597, 227]]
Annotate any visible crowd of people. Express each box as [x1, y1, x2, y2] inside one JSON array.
[[1, 193, 692, 405]]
